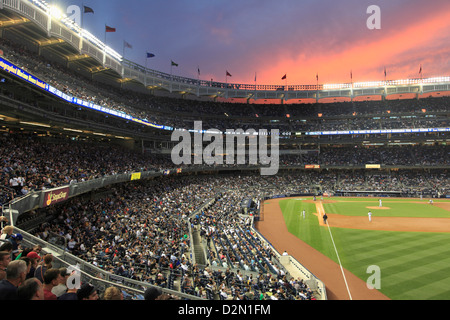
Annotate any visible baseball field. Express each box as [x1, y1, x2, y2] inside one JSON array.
[[256, 197, 450, 300]]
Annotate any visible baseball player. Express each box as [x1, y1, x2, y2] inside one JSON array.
[[368, 210, 372, 222]]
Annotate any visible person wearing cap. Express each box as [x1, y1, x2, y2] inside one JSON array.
[[77, 283, 99, 300], [10, 233, 22, 248], [25, 251, 41, 279]]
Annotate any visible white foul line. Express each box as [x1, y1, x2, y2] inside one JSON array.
[[325, 219, 353, 300]]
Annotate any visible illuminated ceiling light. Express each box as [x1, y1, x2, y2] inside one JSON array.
[[93, 132, 107, 136], [63, 128, 83, 133], [19, 121, 51, 128]]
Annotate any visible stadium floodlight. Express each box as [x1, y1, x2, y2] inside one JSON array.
[[49, 6, 63, 20], [30, 0, 123, 62], [323, 83, 352, 90]]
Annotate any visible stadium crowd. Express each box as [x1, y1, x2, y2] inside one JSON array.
[[0, 35, 449, 301], [1, 131, 448, 207], [1, 173, 319, 300]]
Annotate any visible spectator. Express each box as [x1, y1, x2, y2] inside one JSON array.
[[8, 233, 23, 259], [42, 268, 63, 300], [34, 253, 53, 283], [52, 268, 71, 298], [77, 283, 99, 300], [0, 259, 27, 300], [17, 277, 44, 300], [25, 251, 41, 279], [0, 251, 12, 281], [19, 244, 42, 259], [0, 226, 13, 240], [58, 286, 78, 300], [103, 286, 123, 300], [0, 241, 13, 255], [144, 286, 162, 300], [20, 257, 32, 280]]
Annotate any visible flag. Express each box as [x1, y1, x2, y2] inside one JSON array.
[[281, 74, 287, 80], [350, 70, 353, 80], [84, 6, 94, 14], [226, 71, 232, 77], [316, 73, 319, 81], [105, 25, 116, 32], [198, 67, 201, 76], [384, 67, 387, 77], [124, 41, 132, 49], [146, 52, 155, 58], [171, 60, 178, 67], [419, 64, 422, 74]]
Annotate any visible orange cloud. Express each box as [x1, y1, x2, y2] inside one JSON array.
[[257, 8, 450, 85]]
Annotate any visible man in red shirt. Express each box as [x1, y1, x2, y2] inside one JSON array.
[[42, 268, 63, 300]]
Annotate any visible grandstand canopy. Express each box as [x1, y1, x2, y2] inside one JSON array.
[[2, 0, 450, 104]]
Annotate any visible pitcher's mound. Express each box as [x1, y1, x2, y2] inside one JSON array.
[[367, 206, 390, 210]]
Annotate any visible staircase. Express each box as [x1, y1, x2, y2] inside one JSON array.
[[192, 229, 207, 267]]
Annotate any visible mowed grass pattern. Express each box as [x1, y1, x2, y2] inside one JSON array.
[[278, 197, 450, 300], [323, 199, 450, 218]]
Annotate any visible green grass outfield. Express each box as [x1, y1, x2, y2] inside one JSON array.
[[278, 197, 450, 300]]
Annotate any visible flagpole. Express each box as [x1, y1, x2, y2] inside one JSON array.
[[197, 66, 200, 97], [350, 70, 354, 102], [419, 64, 423, 98], [316, 73, 319, 103], [254, 72, 257, 100], [145, 55, 148, 87]]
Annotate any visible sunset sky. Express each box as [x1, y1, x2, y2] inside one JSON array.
[[54, 0, 450, 86]]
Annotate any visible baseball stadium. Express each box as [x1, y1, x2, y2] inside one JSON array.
[[0, 0, 449, 305]]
